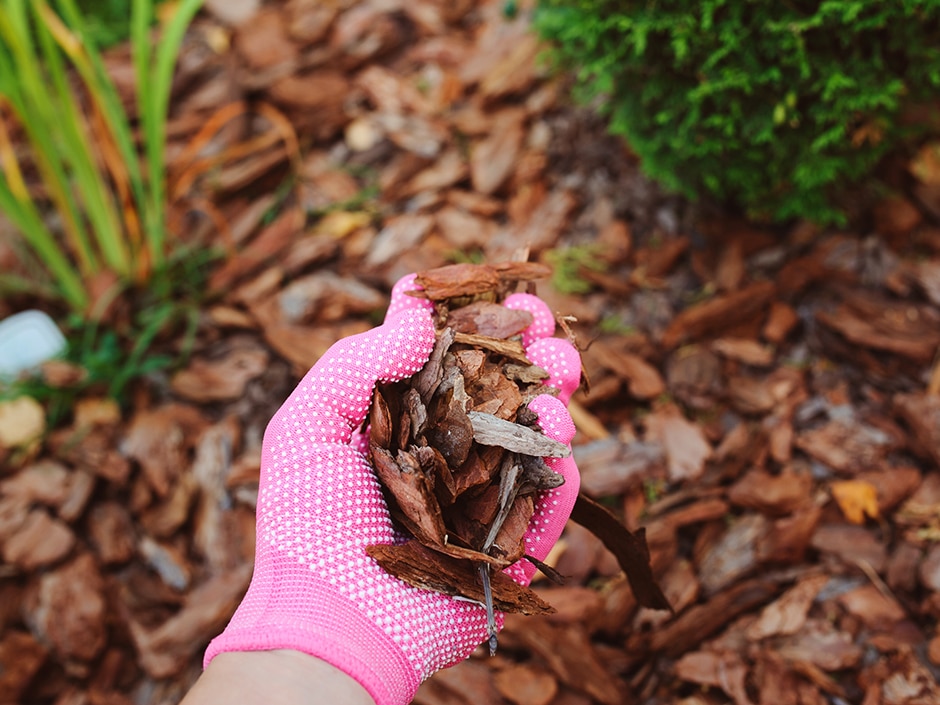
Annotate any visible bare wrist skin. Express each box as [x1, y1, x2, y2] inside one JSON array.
[[181, 651, 375, 705]]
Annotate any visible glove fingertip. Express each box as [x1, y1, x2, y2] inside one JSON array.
[[379, 307, 436, 382], [528, 394, 576, 446], [386, 274, 434, 321], [504, 293, 555, 345]]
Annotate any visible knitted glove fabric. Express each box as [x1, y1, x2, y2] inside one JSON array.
[[205, 275, 581, 705]]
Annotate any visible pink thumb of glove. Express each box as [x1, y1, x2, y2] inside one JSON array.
[[205, 308, 460, 705]]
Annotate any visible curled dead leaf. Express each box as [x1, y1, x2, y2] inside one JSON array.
[[831, 480, 880, 524]]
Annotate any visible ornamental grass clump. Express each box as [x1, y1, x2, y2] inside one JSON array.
[[0, 0, 203, 315], [534, 0, 940, 225], [0, 0, 208, 401]]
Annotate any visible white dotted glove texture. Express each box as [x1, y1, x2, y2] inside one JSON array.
[[205, 275, 582, 705]]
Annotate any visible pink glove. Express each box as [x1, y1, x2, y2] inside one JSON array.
[[205, 274, 582, 705]]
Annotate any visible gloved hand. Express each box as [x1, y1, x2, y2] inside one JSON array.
[[205, 274, 582, 705]]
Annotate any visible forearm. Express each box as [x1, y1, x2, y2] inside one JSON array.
[[180, 650, 375, 705]]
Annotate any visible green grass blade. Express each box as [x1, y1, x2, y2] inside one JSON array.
[[32, 1, 131, 277], [0, 179, 89, 310], [0, 6, 99, 276], [53, 0, 149, 246], [130, 0, 156, 252], [139, 0, 204, 265]]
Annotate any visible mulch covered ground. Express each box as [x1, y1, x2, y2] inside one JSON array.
[[2, 1, 940, 703]]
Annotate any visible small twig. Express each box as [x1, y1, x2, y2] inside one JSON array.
[[854, 558, 898, 604], [478, 563, 498, 656], [478, 458, 525, 656], [482, 460, 522, 552]]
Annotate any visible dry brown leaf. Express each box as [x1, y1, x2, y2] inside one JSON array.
[[831, 479, 880, 524]]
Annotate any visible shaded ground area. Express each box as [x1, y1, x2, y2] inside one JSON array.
[[2, 2, 940, 704]]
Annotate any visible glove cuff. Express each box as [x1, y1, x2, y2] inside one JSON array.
[[204, 572, 420, 705]]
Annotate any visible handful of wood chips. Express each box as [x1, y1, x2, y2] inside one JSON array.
[[365, 263, 669, 650]]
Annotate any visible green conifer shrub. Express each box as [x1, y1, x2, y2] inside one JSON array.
[[533, 0, 940, 224]]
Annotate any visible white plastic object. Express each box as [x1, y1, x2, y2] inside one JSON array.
[[0, 310, 67, 378]]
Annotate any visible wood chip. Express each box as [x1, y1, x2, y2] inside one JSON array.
[[170, 344, 269, 402], [493, 664, 558, 705], [366, 541, 553, 615], [644, 404, 713, 482], [3, 509, 75, 570], [661, 281, 776, 350], [23, 553, 106, 662], [468, 411, 570, 458]]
